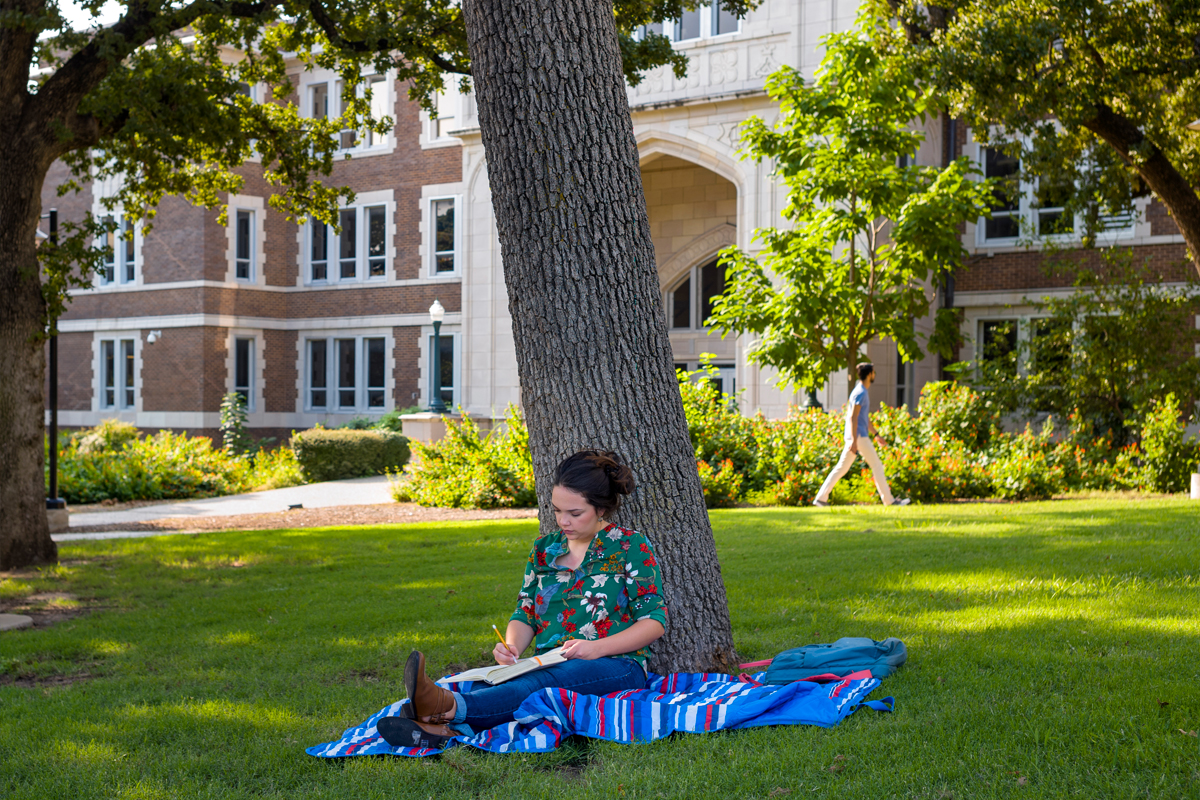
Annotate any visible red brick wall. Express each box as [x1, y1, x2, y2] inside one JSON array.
[[263, 329, 298, 413], [142, 197, 226, 283], [958, 243, 1192, 293], [393, 326, 421, 407], [141, 327, 229, 412], [45, 332, 95, 411]]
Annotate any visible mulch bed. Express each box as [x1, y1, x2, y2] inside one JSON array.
[[67, 503, 540, 533]]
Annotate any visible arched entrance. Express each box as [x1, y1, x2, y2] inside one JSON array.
[[640, 153, 739, 394]]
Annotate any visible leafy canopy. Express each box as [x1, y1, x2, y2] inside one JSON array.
[[708, 22, 995, 391], [876, 0, 1200, 250], [17, 0, 756, 327]]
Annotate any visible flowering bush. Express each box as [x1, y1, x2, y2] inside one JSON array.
[[392, 406, 536, 509], [988, 423, 1064, 501], [1135, 393, 1199, 493], [753, 407, 843, 487], [679, 365, 761, 487], [917, 381, 1001, 450], [879, 435, 990, 503], [770, 469, 826, 506], [697, 458, 743, 508]]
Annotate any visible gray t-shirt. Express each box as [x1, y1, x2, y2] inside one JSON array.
[[846, 382, 869, 440]]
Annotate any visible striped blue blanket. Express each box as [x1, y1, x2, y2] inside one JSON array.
[[307, 670, 893, 758]]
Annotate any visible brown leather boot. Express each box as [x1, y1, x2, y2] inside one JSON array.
[[402, 650, 456, 723], [376, 716, 457, 750]]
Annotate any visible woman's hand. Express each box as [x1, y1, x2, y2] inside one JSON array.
[[492, 641, 520, 665], [561, 639, 606, 660]]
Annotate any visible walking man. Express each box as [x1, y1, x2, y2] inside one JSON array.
[[813, 363, 910, 507]]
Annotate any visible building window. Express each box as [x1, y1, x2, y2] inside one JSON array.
[[100, 215, 137, 285], [233, 337, 254, 410], [427, 332, 458, 408], [668, 258, 726, 330], [979, 319, 1019, 376], [306, 73, 391, 153], [978, 142, 1133, 244], [306, 336, 387, 412], [428, 85, 462, 142], [432, 197, 457, 275], [896, 351, 909, 409], [308, 205, 389, 283], [637, 3, 740, 42], [235, 210, 254, 280], [100, 338, 136, 410]]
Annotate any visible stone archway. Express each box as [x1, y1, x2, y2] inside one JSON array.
[[640, 154, 739, 392]]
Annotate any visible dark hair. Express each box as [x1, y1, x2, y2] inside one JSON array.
[[553, 450, 635, 516], [857, 362, 875, 381]]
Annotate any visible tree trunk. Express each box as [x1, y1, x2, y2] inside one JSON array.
[[0, 144, 58, 570], [462, 0, 738, 672], [1086, 104, 1200, 279]]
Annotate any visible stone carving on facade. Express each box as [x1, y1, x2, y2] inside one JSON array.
[[710, 50, 738, 84], [657, 223, 738, 290], [753, 44, 778, 77]]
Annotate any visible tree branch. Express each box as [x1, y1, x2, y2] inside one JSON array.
[[304, 0, 470, 75]]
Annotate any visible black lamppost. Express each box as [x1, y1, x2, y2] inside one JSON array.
[[428, 299, 448, 414], [802, 386, 823, 410], [39, 209, 65, 517]]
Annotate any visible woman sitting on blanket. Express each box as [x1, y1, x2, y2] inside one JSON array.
[[378, 449, 667, 750]]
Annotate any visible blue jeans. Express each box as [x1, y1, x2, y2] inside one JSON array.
[[449, 657, 645, 734]]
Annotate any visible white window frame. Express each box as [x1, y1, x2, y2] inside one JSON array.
[[424, 329, 461, 410], [227, 333, 263, 413], [303, 333, 392, 414], [427, 195, 462, 278], [96, 335, 139, 412], [301, 69, 394, 156], [636, 3, 741, 44], [305, 196, 394, 285], [97, 213, 142, 288], [665, 258, 725, 331], [974, 138, 1136, 248], [226, 195, 266, 284]]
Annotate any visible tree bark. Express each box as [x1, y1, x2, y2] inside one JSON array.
[[0, 135, 59, 569], [462, 0, 738, 672], [1085, 104, 1200, 279]]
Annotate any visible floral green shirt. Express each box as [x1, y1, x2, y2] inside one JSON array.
[[510, 523, 668, 669]]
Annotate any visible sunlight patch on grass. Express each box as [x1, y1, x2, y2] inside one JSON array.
[[50, 738, 127, 768], [84, 639, 132, 656], [207, 630, 257, 647], [0, 578, 34, 600]]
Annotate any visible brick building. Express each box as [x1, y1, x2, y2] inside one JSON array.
[[43, 0, 1198, 437]]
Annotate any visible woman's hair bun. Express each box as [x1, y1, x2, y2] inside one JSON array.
[[554, 449, 636, 514]]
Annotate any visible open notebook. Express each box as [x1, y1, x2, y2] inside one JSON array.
[[445, 647, 568, 685]]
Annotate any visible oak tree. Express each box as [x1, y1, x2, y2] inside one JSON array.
[[2, 0, 746, 671]]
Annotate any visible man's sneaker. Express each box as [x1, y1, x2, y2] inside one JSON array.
[[889, 499, 911, 507], [812, 499, 829, 507]]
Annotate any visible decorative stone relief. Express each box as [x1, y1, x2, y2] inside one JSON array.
[[717, 121, 742, 150], [753, 44, 778, 78], [710, 50, 738, 84]]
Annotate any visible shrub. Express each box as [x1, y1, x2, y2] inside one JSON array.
[[246, 446, 305, 491], [879, 436, 990, 503], [56, 429, 251, 504], [73, 419, 139, 455], [770, 469, 825, 506], [697, 458, 743, 508], [291, 428, 410, 483], [220, 392, 252, 456], [678, 365, 760, 488], [394, 406, 535, 509], [917, 381, 1001, 450], [753, 407, 843, 488], [1137, 393, 1200, 493], [988, 423, 1063, 501]]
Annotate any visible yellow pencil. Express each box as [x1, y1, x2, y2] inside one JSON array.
[[492, 624, 516, 662]]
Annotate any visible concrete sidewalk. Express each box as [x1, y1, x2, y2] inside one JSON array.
[[64, 475, 393, 530]]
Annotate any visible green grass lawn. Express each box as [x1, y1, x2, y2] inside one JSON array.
[[2, 500, 1198, 799]]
